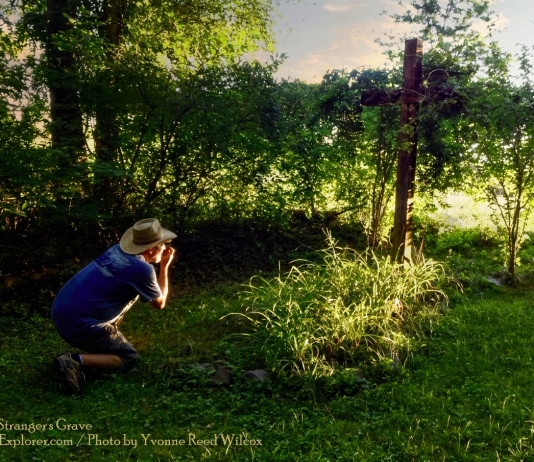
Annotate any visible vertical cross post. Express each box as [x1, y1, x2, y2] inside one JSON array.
[[391, 38, 423, 264]]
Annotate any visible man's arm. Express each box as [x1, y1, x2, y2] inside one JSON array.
[[150, 246, 175, 310]]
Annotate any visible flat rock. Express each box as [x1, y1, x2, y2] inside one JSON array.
[[244, 369, 271, 382], [193, 362, 231, 386]]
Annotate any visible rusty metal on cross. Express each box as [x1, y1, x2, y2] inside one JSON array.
[[362, 38, 424, 264]]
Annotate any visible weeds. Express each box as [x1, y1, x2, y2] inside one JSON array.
[[5, 223, 534, 461], [4, 266, 534, 460], [228, 233, 450, 381]]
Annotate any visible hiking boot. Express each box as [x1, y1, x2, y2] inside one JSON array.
[[54, 353, 84, 395]]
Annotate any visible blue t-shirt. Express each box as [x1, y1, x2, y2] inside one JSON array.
[[51, 244, 162, 340]]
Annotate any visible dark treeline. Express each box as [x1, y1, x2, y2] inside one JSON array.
[[1, 0, 534, 282]]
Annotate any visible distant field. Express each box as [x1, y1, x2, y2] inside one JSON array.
[[430, 192, 534, 232]]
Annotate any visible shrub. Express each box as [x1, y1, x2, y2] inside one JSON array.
[[432, 227, 500, 256], [228, 234, 450, 381]]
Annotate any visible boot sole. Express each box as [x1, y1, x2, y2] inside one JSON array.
[[54, 357, 82, 395]]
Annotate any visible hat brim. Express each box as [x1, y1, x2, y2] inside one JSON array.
[[119, 227, 177, 255]]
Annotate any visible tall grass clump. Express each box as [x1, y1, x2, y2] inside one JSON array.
[[230, 234, 450, 380]]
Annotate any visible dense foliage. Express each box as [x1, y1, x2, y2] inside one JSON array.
[[1, 0, 532, 278]]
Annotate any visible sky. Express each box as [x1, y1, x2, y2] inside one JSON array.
[[260, 0, 534, 82]]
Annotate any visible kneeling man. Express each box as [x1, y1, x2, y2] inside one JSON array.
[[51, 218, 176, 394]]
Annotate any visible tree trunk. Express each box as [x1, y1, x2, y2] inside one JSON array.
[[45, 0, 85, 163], [93, 0, 126, 216], [507, 196, 522, 280], [368, 107, 396, 249]]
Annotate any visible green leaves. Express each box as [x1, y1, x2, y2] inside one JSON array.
[[467, 48, 534, 279], [126, 0, 275, 68], [392, 0, 495, 44], [231, 234, 449, 381]]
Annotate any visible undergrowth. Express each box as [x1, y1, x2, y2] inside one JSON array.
[[3, 278, 534, 461], [4, 223, 534, 460], [227, 234, 450, 383]]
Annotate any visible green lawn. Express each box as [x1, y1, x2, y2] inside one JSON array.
[[1, 282, 534, 461]]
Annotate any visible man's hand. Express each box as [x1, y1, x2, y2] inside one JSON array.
[[151, 246, 176, 310], [160, 245, 175, 269]]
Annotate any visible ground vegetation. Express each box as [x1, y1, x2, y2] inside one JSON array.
[[2, 0, 534, 460]]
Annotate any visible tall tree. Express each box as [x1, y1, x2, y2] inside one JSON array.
[[0, 1, 56, 231], [321, 68, 400, 247], [86, 59, 281, 227], [273, 77, 358, 217], [472, 47, 534, 280], [45, 0, 86, 161], [8, 0, 282, 217]]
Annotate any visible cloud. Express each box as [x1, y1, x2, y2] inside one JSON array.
[[491, 12, 510, 32], [323, 4, 365, 12], [284, 18, 409, 82], [301, 54, 330, 65]]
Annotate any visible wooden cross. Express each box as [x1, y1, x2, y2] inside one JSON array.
[[362, 38, 424, 263]]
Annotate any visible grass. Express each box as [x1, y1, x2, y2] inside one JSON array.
[[2, 222, 534, 461], [227, 235, 449, 381], [2, 272, 534, 461]]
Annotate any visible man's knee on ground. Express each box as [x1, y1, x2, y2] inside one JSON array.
[[120, 352, 141, 371]]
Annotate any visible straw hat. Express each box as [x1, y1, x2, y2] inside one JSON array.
[[120, 218, 177, 255]]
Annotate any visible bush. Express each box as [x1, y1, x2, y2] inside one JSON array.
[[431, 227, 500, 256], [228, 234, 450, 381]]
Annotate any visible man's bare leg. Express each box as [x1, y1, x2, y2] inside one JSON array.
[[80, 354, 123, 369]]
